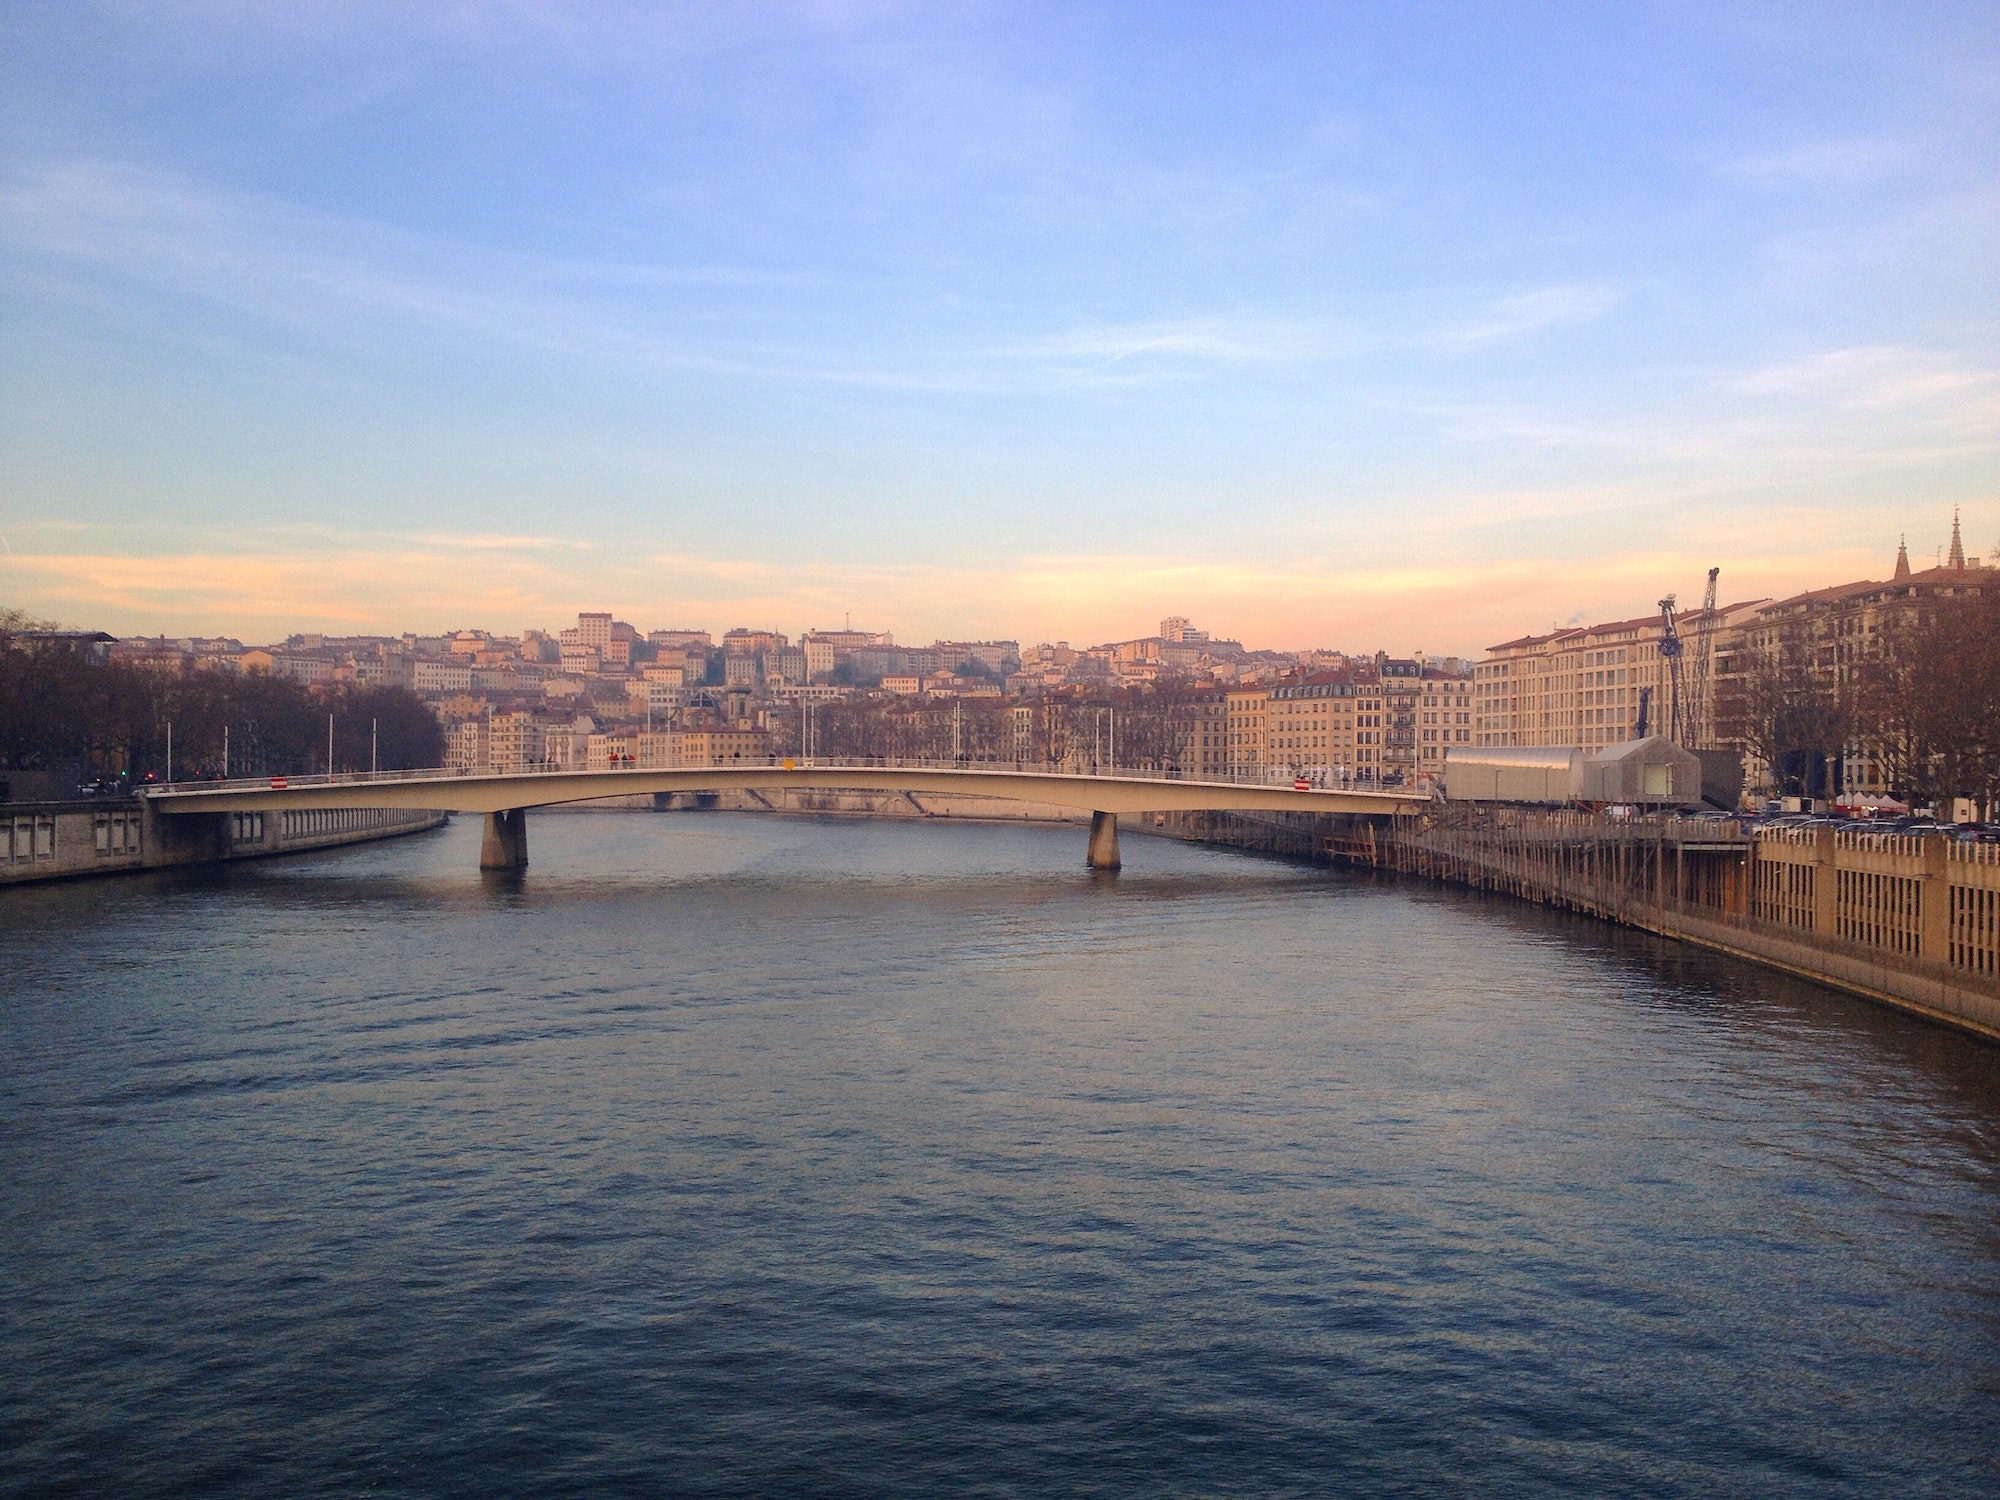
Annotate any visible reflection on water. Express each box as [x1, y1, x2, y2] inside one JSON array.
[[4, 811, 1998, 1497]]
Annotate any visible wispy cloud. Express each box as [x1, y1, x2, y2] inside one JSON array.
[[1001, 316, 1333, 372], [0, 160, 1331, 397], [1735, 345, 1999, 410], [1714, 137, 1907, 188], [0, 160, 907, 388], [1439, 283, 1624, 349]]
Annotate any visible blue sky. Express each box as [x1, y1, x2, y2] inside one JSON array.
[[2, 1, 1995, 652]]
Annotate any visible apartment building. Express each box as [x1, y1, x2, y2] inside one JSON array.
[[679, 725, 774, 764], [412, 660, 474, 695], [447, 718, 488, 772], [1225, 683, 1269, 775], [1413, 672, 1474, 774], [1726, 535, 1991, 793], [1375, 659, 1473, 782], [933, 640, 1020, 674], [241, 649, 339, 685], [353, 655, 413, 689], [488, 711, 545, 771], [628, 679, 686, 720], [1171, 691, 1229, 779], [1473, 599, 1764, 753]]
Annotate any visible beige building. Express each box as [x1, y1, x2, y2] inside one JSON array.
[[1376, 659, 1473, 784], [489, 712, 546, 771], [1473, 599, 1764, 754], [680, 725, 774, 765], [1170, 691, 1229, 779], [447, 718, 489, 772], [1225, 671, 1393, 783], [1725, 532, 1992, 794], [242, 649, 339, 686], [1225, 683, 1269, 776], [1471, 521, 1992, 795]]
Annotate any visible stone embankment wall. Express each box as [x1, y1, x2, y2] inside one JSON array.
[[1160, 807, 2000, 1043], [0, 797, 447, 886]]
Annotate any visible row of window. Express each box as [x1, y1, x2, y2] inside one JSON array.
[[94, 814, 141, 856], [6, 816, 56, 864]]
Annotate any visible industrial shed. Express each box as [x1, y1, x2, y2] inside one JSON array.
[[1578, 736, 1702, 807], [1442, 746, 1584, 804]]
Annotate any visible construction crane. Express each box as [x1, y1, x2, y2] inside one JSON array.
[[1657, 594, 1684, 743], [1684, 566, 1720, 750]]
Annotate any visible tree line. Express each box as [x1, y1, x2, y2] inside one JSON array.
[[1, 611, 443, 790], [1717, 591, 1999, 812]]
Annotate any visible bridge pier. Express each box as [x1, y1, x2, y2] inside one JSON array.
[[1086, 810, 1121, 871], [480, 808, 528, 871]]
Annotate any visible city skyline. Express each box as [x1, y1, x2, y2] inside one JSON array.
[[21, 517, 1987, 670], [3, 5, 1996, 651]]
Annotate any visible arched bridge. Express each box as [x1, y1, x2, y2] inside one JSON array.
[[143, 761, 1427, 871]]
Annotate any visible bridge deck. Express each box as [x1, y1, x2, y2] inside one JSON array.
[[143, 764, 1425, 818]]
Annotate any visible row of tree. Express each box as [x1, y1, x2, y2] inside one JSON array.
[[1717, 591, 1999, 812], [1, 611, 443, 789]]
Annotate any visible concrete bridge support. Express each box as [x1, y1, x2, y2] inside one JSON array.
[[480, 808, 528, 871], [1086, 810, 1121, 871]]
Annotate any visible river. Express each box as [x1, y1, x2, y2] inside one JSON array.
[[3, 811, 1997, 1496]]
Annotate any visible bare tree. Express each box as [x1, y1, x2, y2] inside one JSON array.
[[1858, 592, 2000, 815], [1716, 620, 1853, 798]]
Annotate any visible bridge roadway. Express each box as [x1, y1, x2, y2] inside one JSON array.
[[143, 762, 1424, 871]]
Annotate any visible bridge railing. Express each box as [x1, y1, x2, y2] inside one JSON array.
[[142, 756, 1423, 799]]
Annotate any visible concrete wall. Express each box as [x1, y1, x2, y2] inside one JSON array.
[[0, 798, 447, 886]]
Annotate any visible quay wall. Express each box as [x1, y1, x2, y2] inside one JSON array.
[[1, 797, 447, 886], [1161, 808, 2000, 1044]]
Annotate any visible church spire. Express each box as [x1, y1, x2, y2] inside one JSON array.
[[1893, 534, 1910, 579], [1948, 507, 1966, 569]]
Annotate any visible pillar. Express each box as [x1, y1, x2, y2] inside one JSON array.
[[1812, 824, 1838, 935], [1086, 810, 1121, 871], [480, 807, 528, 871], [1920, 832, 1951, 963]]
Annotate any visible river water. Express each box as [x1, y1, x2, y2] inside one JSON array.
[[3, 812, 1997, 1497]]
